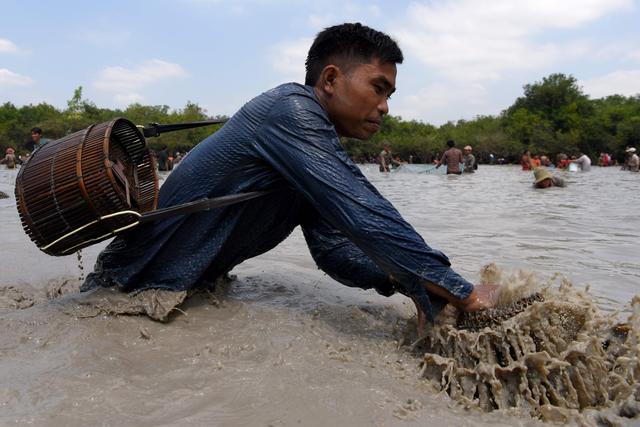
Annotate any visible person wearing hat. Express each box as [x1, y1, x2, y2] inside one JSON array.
[[532, 167, 565, 188], [626, 147, 639, 172], [462, 145, 475, 173]]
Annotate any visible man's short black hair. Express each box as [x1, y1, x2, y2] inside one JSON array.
[[31, 127, 42, 134], [446, 140, 455, 148], [305, 22, 403, 86]]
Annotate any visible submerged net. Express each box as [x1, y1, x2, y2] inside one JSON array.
[[414, 264, 640, 424]]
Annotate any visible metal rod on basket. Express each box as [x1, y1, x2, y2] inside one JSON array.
[[141, 119, 228, 138]]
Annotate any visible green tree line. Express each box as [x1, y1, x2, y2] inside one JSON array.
[[349, 73, 640, 164], [2, 74, 639, 163], [0, 86, 226, 155]]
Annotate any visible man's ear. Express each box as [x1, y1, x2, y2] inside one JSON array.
[[318, 65, 340, 95]]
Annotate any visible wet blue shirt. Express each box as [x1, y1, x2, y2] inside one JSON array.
[[83, 83, 473, 320]]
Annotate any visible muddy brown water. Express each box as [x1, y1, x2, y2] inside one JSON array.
[[0, 164, 638, 426]]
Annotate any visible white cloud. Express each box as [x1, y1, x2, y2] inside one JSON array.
[[591, 43, 640, 63], [114, 92, 145, 106], [581, 70, 640, 98], [394, 82, 491, 124], [270, 3, 388, 81], [268, 37, 313, 82], [0, 68, 33, 86], [94, 59, 188, 107], [391, 0, 632, 82], [94, 59, 187, 92], [0, 38, 19, 53]]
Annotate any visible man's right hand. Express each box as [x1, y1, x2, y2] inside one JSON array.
[[391, 275, 501, 337], [457, 284, 500, 312]]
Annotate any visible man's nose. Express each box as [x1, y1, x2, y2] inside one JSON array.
[[378, 98, 389, 116]]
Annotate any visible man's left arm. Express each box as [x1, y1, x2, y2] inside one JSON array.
[[301, 209, 394, 296]]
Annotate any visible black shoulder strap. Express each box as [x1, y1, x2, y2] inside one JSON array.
[[139, 190, 275, 224]]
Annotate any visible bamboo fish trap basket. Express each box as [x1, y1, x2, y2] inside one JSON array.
[[15, 118, 158, 256]]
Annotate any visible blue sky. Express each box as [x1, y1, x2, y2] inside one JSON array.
[[1, 0, 639, 125]]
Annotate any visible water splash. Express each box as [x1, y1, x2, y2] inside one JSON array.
[[412, 265, 640, 424]]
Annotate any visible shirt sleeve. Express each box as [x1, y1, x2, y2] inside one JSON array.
[[300, 209, 395, 297], [252, 92, 473, 320]]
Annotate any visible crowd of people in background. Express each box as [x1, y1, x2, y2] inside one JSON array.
[[152, 146, 184, 172], [519, 150, 621, 172], [0, 127, 48, 168], [368, 143, 640, 174], [371, 139, 638, 192], [0, 126, 190, 173], [2, 127, 639, 178]]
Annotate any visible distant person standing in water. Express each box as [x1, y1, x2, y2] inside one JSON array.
[[1, 148, 19, 169], [556, 153, 570, 169], [462, 145, 475, 173], [379, 143, 392, 172], [540, 155, 554, 168], [570, 152, 591, 171], [26, 127, 47, 153], [531, 155, 541, 168], [391, 155, 405, 170], [436, 140, 463, 174], [626, 147, 639, 172], [378, 142, 399, 172], [157, 146, 170, 171], [521, 150, 532, 171], [599, 152, 611, 167]]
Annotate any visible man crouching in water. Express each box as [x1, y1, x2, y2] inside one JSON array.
[[83, 23, 498, 336]]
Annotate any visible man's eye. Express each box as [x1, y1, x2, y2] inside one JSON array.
[[374, 85, 383, 95]]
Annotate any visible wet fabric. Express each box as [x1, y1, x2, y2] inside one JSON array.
[[574, 154, 591, 171], [83, 83, 473, 320]]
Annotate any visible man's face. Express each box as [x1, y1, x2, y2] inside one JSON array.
[[31, 132, 41, 143], [324, 58, 396, 140], [537, 178, 553, 188]]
